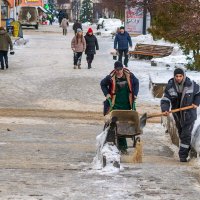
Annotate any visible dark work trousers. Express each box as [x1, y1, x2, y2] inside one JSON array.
[[73, 52, 83, 65], [118, 49, 129, 67], [63, 29, 67, 35], [0, 50, 8, 69], [175, 120, 194, 159]]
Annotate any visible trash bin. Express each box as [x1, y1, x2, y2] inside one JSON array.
[[11, 21, 20, 37], [6, 19, 11, 27], [6, 25, 14, 36]]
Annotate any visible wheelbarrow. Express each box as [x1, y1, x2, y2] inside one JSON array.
[[104, 110, 143, 149]]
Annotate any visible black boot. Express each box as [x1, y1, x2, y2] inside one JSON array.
[[88, 63, 91, 69]]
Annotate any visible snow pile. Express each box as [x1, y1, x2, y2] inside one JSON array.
[[92, 128, 121, 174], [97, 18, 122, 37], [132, 34, 176, 48], [152, 55, 191, 69], [82, 21, 92, 27], [103, 19, 122, 32]]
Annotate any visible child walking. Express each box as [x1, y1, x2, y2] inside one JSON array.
[[71, 28, 86, 69]]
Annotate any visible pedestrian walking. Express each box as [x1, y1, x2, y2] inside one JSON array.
[[71, 28, 86, 69], [72, 20, 82, 34], [114, 26, 132, 67], [161, 67, 200, 162], [61, 17, 69, 35], [58, 10, 65, 26], [0, 26, 14, 70], [100, 61, 139, 154], [84, 28, 99, 69]]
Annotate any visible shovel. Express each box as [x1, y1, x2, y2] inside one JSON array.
[[140, 105, 194, 129]]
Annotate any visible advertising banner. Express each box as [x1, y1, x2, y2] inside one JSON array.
[[125, 6, 150, 35]]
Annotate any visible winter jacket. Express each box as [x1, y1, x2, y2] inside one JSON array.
[[72, 22, 82, 32], [84, 33, 99, 54], [61, 18, 69, 29], [114, 31, 132, 50], [161, 77, 200, 125], [100, 68, 139, 114], [71, 36, 86, 52], [0, 30, 13, 51]]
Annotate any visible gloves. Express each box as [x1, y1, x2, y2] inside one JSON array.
[[10, 50, 15, 55], [107, 98, 112, 108], [106, 94, 111, 99]]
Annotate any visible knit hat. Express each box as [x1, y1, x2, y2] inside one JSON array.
[[114, 61, 123, 70], [174, 68, 185, 76], [77, 28, 82, 33], [120, 26, 125, 30], [88, 28, 93, 33]]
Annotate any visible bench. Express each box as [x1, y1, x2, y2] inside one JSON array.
[[129, 43, 174, 59]]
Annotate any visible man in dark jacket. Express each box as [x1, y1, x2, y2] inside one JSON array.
[[100, 61, 139, 153], [0, 26, 13, 70], [73, 20, 82, 34], [84, 28, 99, 69], [161, 68, 200, 162], [114, 26, 132, 67]]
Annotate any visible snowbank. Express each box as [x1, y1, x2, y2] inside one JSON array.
[[97, 18, 122, 37], [152, 55, 191, 69]]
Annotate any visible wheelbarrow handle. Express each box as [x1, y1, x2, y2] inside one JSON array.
[[148, 105, 194, 119]]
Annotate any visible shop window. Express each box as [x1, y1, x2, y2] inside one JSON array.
[[1, 0, 8, 19]]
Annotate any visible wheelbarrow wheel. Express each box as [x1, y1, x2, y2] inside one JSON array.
[[133, 136, 141, 147]]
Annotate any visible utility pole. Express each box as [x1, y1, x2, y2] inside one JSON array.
[[142, 0, 147, 35], [0, 0, 1, 26], [125, 0, 128, 28]]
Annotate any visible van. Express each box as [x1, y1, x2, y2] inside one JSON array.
[[18, 6, 39, 29]]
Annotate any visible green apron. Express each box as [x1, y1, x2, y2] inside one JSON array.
[[113, 76, 130, 151]]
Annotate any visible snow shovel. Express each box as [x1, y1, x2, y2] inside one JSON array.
[[140, 105, 194, 129]]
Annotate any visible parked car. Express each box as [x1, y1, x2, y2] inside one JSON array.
[[18, 6, 39, 29]]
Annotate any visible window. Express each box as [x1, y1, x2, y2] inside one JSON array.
[[1, 0, 8, 20]]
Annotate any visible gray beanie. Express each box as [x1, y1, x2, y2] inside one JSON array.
[[77, 28, 82, 33]]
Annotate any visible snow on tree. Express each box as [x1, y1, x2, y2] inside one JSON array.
[[80, 0, 93, 23]]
